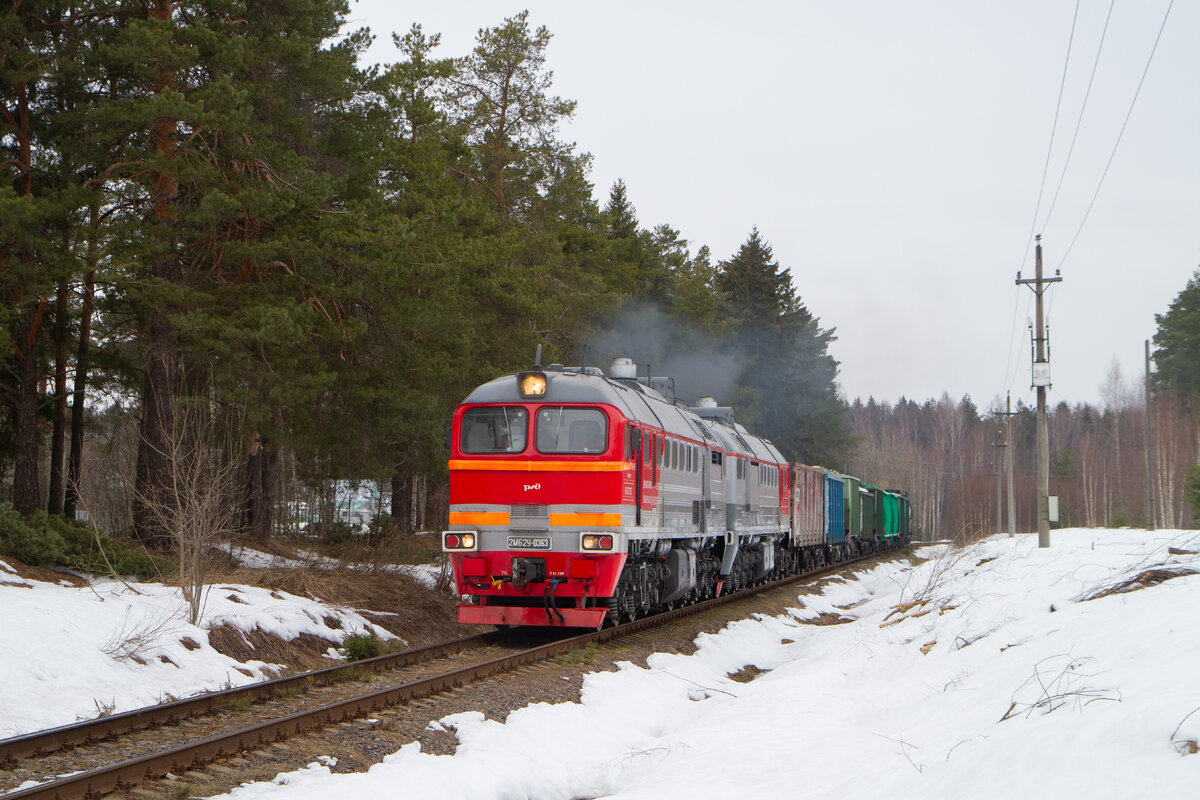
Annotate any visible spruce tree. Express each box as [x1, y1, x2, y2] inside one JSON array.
[[1, 0, 101, 516], [716, 228, 851, 466], [89, 0, 376, 544], [1153, 268, 1200, 461]]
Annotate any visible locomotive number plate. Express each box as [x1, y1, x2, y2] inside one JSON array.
[[507, 535, 551, 550]]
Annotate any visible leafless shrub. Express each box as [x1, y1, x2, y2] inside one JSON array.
[[1079, 567, 1198, 602], [999, 654, 1121, 722], [101, 606, 180, 661], [876, 732, 925, 773], [134, 391, 242, 625], [1170, 707, 1200, 756], [433, 557, 454, 593], [896, 538, 971, 609]]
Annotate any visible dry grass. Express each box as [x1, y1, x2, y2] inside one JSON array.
[[727, 665, 768, 683], [203, 538, 474, 653], [0, 558, 88, 587], [1081, 568, 1198, 602], [206, 623, 342, 673], [798, 612, 855, 626]]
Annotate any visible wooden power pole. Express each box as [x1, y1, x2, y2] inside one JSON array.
[[1145, 339, 1156, 530], [1017, 236, 1062, 548], [991, 434, 1007, 534]]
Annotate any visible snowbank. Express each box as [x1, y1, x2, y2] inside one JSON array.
[[0, 561, 394, 737], [200, 528, 1200, 799]]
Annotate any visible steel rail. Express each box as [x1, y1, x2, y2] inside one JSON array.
[[0, 631, 500, 765], [6, 546, 904, 800]]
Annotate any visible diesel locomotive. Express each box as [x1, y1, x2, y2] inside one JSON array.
[[442, 357, 911, 628]]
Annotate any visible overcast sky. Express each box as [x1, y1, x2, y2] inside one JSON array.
[[348, 0, 1197, 412]]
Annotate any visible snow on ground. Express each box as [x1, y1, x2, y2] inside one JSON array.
[[0, 561, 396, 738], [4, 528, 1200, 798], [200, 528, 1200, 799], [218, 543, 446, 590]]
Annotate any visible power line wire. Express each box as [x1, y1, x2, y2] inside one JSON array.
[[1040, 0, 1117, 234], [1006, 3, 1079, 407], [1019, 0, 1081, 272], [1056, 0, 1175, 270]]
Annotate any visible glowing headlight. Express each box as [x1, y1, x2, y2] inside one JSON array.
[[443, 531, 478, 551], [581, 533, 614, 551], [518, 371, 547, 398]]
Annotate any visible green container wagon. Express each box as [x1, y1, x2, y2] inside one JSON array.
[[861, 484, 880, 541], [842, 474, 862, 543], [881, 491, 900, 543]]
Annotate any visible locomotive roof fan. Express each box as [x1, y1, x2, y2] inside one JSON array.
[[518, 345, 548, 398]]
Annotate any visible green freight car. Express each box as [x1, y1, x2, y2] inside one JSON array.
[[881, 490, 899, 543], [841, 473, 862, 549]]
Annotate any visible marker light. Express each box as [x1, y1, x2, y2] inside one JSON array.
[[518, 371, 547, 398], [581, 533, 615, 551], [443, 532, 478, 551]]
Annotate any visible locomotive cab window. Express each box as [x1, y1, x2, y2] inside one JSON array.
[[461, 407, 528, 453], [536, 407, 608, 454]]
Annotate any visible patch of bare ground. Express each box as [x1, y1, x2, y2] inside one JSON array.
[[206, 559, 475, 650], [800, 612, 855, 626], [727, 665, 768, 683], [1082, 567, 1198, 602], [0, 558, 89, 587], [206, 623, 339, 673]]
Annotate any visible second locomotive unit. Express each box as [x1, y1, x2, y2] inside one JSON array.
[[442, 356, 910, 628]]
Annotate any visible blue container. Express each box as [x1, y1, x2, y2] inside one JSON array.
[[823, 471, 845, 544]]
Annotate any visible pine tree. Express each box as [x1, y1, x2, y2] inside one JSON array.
[[716, 228, 851, 466], [1, 0, 101, 516], [86, 0, 377, 544], [447, 10, 577, 224], [1153, 268, 1200, 462]]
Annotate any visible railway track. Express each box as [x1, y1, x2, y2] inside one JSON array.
[[2, 547, 905, 800]]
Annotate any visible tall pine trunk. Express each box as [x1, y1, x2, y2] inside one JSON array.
[[8, 58, 43, 517], [64, 226, 97, 519], [132, 0, 181, 549], [243, 431, 264, 540], [133, 329, 176, 549], [390, 465, 412, 533], [243, 420, 281, 544], [47, 275, 69, 514], [12, 298, 46, 516]]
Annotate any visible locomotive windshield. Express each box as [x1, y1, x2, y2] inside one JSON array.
[[536, 407, 607, 454], [460, 407, 528, 453]]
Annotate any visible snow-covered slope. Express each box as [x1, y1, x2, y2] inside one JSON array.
[[0, 560, 393, 737], [4, 528, 1199, 798]]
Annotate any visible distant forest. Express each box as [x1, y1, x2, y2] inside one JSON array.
[[3, 4, 1199, 550]]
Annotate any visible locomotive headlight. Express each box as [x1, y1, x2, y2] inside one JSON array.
[[581, 533, 614, 551], [518, 371, 547, 398], [443, 531, 479, 551]]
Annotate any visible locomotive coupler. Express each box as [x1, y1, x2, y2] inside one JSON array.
[[512, 557, 547, 588]]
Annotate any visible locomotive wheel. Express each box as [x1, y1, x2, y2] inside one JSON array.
[[622, 591, 638, 623]]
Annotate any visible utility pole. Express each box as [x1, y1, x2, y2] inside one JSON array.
[[994, 393, 1018, 537], [1145, 340, 1156, 530], [1017, 235, 1062, 548], [991, 434, 1007, 534]]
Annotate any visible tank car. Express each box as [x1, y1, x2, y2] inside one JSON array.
[[441, 356, 792, 628]]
